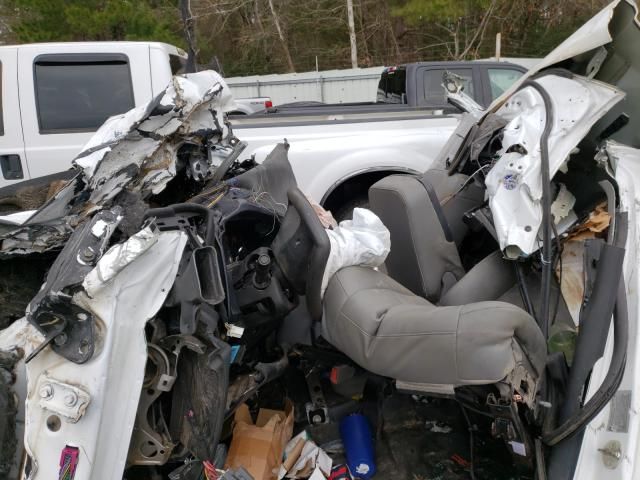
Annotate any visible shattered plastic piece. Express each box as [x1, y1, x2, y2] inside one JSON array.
[[550, 184, 576, 222], [0, 210, 37, 226], [509, 441, 527, 456], [321, 208, 390, 296], [90, 219, 110, 238], [225, 323, 245, 339], [425, 420, 453, 434], [83, 225, 159, 296]]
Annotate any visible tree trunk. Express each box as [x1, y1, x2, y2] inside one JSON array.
[[356, 0, 370, 64], [267, 0, 295, 72], [346, 0, 358, 68], [179, 0, 198, 73]]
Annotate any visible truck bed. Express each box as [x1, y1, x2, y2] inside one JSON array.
[[231, 105, 457, 129]]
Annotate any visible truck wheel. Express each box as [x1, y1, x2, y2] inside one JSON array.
[[0, 349, 20, 478], [333, 194, 369, 222]]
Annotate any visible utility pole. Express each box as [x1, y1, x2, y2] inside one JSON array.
[[346, 0, 358, 68], [495, 32, 502, 61]]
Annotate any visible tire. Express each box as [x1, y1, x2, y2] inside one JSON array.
[[332, 194, 369, 223], [0, 350, 19, 478]]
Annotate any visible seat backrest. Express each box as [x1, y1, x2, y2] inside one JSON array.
[[272, 188, 330, 323], [368, 169, 482, 301]]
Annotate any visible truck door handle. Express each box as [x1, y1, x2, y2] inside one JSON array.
[[0, 155, 24, 180]]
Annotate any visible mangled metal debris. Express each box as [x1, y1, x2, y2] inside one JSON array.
[[0, 70, 238, 257], [0, 2, 640, 480], [485, 73, 623, 258]]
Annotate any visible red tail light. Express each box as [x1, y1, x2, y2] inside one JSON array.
[[264, 100, 273, 108]]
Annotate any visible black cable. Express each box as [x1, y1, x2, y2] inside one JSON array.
[[459, 403, 477, 480], [550, 219, 563, 326], [519, 79, 554, 341], [515, 263, 537, 318]]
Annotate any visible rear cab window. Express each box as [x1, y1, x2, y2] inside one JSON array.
[[487, 68, 525, 100], [376, 66, 407, 104], [33, 53, 135, 133], [0, 62, 4, 136]]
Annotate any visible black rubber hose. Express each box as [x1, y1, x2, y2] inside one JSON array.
[[516, 263, 537, 318], [520, 80, 554, 340], [542, 277, 628, 446]]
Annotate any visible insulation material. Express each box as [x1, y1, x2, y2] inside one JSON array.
[[566, 203, 611, 241], [557, 240, 586, 326]]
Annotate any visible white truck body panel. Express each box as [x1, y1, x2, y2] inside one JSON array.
[[234, 115, 459, 202], [16, 43, 155, 180], [0, 41, 185, 187], [0, 42, 463, 210], [0, 47, 28, 186]]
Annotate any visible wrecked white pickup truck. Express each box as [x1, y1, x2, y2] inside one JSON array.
[[0, 1, 638, 479]]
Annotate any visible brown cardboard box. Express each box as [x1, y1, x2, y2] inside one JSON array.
[[225, 400, 294, 480]]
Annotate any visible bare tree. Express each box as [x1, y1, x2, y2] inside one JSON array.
[[346, 0, 358, 68], [267, 0, 295, 72], [180, 0, 198, 72]]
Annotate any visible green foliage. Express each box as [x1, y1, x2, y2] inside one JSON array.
[[1, 0, 612, 76], [7, 0, 184, 45], [391, 0, 492, 26]]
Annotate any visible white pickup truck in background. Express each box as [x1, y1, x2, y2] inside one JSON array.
[[0, 41, 271, 187], [0, 41, 520, 216]]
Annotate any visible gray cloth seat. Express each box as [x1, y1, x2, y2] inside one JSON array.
[[368, 170, 515, 304], [322, 266, 546, 389], [321, 169, 545, 393]]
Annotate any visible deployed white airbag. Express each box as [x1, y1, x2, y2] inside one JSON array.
[[321, 208, 390, 296]]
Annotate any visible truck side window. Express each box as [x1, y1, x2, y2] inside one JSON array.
[[33, 54, 134, 133], [0, 62, 3, 136], [488, 68, 524, 100], [423, 68, 474, 105]]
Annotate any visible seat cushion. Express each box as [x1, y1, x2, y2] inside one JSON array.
[[323, 266, 546, 388], [439, 251, 516, 306]]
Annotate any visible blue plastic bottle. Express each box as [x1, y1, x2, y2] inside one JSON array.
[[339, 414, 377, 479]]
